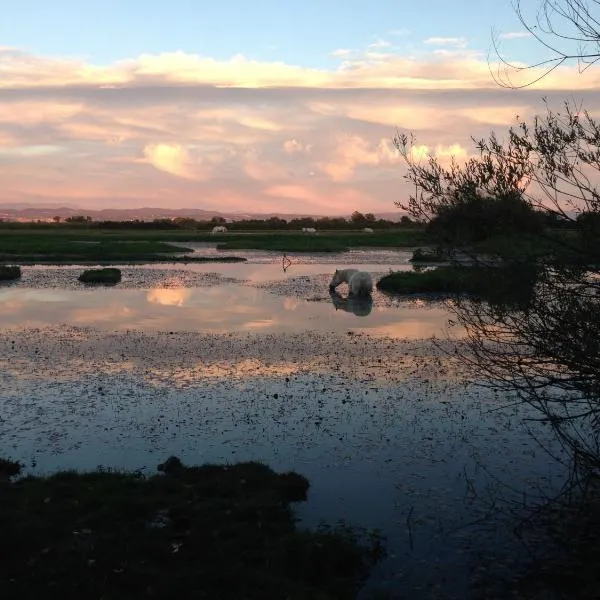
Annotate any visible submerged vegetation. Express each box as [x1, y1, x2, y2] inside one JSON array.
[[78, 267, 122, 284], [0, 457, 383, 600], [0, 265, 21, 281]]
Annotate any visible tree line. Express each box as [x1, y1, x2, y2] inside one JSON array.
[[2, 211, 416, 231]]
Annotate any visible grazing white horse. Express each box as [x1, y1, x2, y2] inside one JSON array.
[[329, 268, 373, 297]]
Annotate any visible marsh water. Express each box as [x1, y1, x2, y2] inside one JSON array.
[[0, 246, 568, 598]]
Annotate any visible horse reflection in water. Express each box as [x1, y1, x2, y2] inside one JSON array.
[[328, 290, 373, 317]]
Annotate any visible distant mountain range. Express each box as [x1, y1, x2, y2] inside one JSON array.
[[0, 203, 406, 222]]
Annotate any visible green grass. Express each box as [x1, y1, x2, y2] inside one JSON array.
[[0, 227, 428, 262], [78, 267, 122, 284], [0, 265, 21, 281], [0, 233, 194, 263], [0, 457, 383, 600], [214, 230, 427, 252]]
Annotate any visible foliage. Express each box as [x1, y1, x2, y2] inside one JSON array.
[[428, 191, 544, 245], [492, 1, 600, 88], [395, 129, 546, 246], [0, 213, 410, 232], [0, 457, 383, 600], [0, 265, 21, 281], [78, 268, 122, 284], [397, 102, 600, 474]]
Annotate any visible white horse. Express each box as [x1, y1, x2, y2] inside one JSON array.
[[329, 268, 373, 297]]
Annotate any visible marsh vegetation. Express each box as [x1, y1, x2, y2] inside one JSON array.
[[0, 457, 382, 600]]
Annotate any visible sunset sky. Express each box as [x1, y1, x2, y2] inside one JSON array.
[[1, 0, 599, 216]]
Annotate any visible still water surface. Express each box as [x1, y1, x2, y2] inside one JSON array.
[[0, 248, 568, 598], [0, 249, 453, 338]]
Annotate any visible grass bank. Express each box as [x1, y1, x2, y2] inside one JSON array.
[[377, 264, 539, 308], [0, 457, 383, 600], [0, 227, 427, 262]]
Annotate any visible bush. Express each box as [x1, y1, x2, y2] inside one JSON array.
[[427, 191, 545, 246], [0, 265, 21, 281], [78, 267, 121, 284]]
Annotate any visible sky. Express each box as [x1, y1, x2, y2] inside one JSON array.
[[1, 0, 600, 216]]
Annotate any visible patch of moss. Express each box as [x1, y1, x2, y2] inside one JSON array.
[[78, 267, 122, 284], [0, 457, 383, 600], [0, 265, 21, 281]]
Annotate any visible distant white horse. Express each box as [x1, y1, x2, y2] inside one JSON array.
[[211, 225, 227, 234], [329, 268, 373, 297], [302, 227, 317, 233]]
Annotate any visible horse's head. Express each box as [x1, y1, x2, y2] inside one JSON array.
[[329, 269, 342, 290]]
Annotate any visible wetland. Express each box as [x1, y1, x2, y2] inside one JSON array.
[[0, 243, 572, 598]]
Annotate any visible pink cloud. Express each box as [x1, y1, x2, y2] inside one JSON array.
[[1, 44, 600, 215]]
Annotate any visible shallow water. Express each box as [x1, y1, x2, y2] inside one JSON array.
[[0, 253, 454, 338], [0, 249, 569, 598]]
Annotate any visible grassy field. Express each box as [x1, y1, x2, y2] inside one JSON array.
[[0, 226, 427, 263], [0, 457, 383, 600]]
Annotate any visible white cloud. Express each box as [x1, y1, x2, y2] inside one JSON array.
[[283, 139, 311, 154], [423, 37, 468, 48], [143, 143, 198, 179], [368, 39, 393, 49], [498, 31, 533, 40]]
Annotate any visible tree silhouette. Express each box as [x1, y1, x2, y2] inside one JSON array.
[[398, 104, 600, 472], [493, 0, 600, 87]]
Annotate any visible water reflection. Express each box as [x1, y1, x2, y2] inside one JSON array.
[[329, 290, 373, 316], [0, 284, 456, 339], [147, 288, 192, 307]]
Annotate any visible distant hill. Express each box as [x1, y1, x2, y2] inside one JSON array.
[[0, 204, 407, 223]]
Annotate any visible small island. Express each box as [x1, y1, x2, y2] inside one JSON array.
[[0, 265, 21, 281], [78, 267, 122, 284]]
